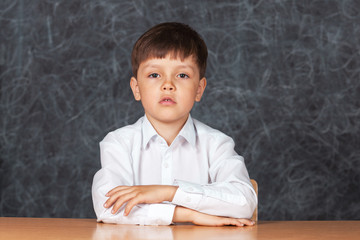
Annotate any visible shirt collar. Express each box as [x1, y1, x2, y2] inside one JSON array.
[[177, 115, 196, 147], [142, 114, 196, 148], [142, 115, 158, 148]]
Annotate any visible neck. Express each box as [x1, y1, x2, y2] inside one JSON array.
[[146, 115, 189, 146]]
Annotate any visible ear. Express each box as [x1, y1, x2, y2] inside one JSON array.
[[195, 77, 207, 102], [130, 77, 141, 101]]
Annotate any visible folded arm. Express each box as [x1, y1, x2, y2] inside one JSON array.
[[173, 206, 255, 226], [171, 177, 257, 219], [104, 185, 178, 215], [171, 133, 257, 219], [92, 135, 176, 225], [101, 182, 255, 227]]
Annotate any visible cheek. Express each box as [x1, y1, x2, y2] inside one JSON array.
[[187, 84, 201, 97], [182, 87, 199, 104], [139, 88, 157, 103]]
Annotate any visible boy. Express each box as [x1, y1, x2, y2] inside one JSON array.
[[92, 22, 257, 226]]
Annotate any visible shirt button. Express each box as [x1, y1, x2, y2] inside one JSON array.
[[164, 163, 169, 168], [239, 196, 246, 205]]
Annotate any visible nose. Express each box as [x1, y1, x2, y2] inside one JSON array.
[[161, 79, 175, 91]]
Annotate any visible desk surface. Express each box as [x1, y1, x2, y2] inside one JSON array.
[[0, 217, 359, 240]]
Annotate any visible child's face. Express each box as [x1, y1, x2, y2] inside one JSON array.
[[130, 54, 206, 126]]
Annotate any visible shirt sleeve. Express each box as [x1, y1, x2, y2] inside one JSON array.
[[92, 132, 176, 225], [171, 133, 257, 219]]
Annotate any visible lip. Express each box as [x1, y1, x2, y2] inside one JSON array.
[[159, 96, 176, 105]]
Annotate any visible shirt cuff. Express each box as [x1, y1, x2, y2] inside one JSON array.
[[171, 180, 203, 209], [147, 203, 176, 225]]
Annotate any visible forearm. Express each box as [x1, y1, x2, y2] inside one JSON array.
[[172, 181, 257, 219], [172, 206, 194, 223], [96, 203, 176, 225], [92, 170, 177, 225], [172, 206, 255, 227], [93, 186, 176, 225]]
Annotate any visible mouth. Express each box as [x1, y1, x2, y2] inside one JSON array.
[[160, 97, 176, 104]]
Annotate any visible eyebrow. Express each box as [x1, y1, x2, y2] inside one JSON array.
[[142, 63, 196, 72]]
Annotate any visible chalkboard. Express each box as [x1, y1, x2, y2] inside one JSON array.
[[1, 0, 359, 220]]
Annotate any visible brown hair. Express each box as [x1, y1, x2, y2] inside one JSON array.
[[131, 22, 208, 79]]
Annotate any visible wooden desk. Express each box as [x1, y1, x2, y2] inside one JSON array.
[[0, 217, 359, 240]]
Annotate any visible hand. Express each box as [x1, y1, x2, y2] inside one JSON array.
[[192, 212, 255, 227], [173, 207, 255, 227], [104, 185, 178, 216]]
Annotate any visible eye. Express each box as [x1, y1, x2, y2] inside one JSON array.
[[148, 73, 160, 78], [177, 73, 189, 79]]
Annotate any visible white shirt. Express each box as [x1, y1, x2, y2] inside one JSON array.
[[92, 115, 257, 225]]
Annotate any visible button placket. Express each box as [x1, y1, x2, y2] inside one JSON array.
[[161, 148, 173, 185]]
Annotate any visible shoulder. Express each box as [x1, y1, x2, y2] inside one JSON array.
[[101, 117, 143, 145], [192, 118, 234, 144]]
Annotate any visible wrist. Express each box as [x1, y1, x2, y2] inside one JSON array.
[[172, 206, 194, 223], [168, 185, 179, 202]]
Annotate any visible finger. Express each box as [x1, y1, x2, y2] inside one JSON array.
[[236, 218, 255, 226], [106, 186, 131, 197], [105, 188, 134, 208], [123, 196, 143, 216], [111, 192, 137, 214], [234, 220, 245, 227], [223, 218, 244, 227]]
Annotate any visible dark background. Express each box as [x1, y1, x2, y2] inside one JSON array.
[[1, 0, 359, 220]]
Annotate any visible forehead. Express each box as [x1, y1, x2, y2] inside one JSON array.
[[139, 54, 199, 71]]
